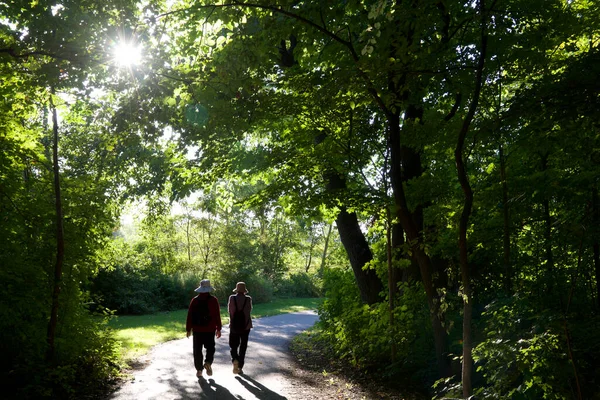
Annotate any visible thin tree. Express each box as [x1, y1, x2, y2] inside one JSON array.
[[319, 223, 333, 276], [46, 88, 65, 363], [454, 0, 489, 395]]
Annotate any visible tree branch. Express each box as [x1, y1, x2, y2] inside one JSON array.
[[0, 47, 72, 62], [157, 1, 392, 117]]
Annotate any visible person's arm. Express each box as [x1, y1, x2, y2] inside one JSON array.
[[212, 297, 222, 338], [246, 296, 253, 329], [186, 298, 194, 337], [227, 295, 234, 317]]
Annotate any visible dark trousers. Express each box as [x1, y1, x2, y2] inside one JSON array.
[[193, 331, 216, 371], [229, 329, 250, 368]]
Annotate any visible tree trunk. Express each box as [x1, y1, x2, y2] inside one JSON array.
[[541, 153, 555, 297], [399, 139, 425, 285], [46, 90, 65, 363], [499, 144, 511, 293], [388, 112, 450, 377], [386, 205, 397, 362], [456, 140, 475, 398], [392, 221, 410, 284], [456, 149, 474, 399], [327, 171, 383, 305], [319, 223, 333, 276], [186, 216, 192, 262], [593, 185, 600, 308], [455, 2, 487, 395], [305, 232, 316, 272], [335, 207, 383, 305]]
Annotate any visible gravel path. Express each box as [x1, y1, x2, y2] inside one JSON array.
[[109, 311, 319, 400]]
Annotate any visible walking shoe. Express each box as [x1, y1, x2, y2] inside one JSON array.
[[204, 362, 212, 376], [232, 360, 240, 374], [196, 370, 202, 378]]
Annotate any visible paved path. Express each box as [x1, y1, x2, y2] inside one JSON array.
[[109, 311, 318, 400]]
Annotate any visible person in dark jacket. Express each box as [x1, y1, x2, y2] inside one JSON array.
[[186, 279, 222, 377], [228, 281, 253, 374]]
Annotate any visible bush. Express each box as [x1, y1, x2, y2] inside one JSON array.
[[155, 272, 198, 310], [92, 266, 199, 314], [211, 271, 274, 305], [1, 282, 120, 399], [318, 266, 432, 378], [275, 272, 322, 298], [471, 296, 595, 400]]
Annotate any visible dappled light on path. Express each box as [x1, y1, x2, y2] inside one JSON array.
[[109, 311, 317, 399]]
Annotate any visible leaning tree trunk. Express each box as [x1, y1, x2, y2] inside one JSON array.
[[324, 165, 383, 305], [46, 89, 65, 363], [336, 207, 383, 305], [316, 123, 383, 305]]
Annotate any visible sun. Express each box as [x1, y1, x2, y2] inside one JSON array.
[[113, 41, 142, 67]]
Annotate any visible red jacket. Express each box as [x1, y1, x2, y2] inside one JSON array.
[[186, 293, 222, 333]]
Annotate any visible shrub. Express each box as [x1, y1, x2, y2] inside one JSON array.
[[275, 272, 322, 298], [211, 269, 274, 305], [318, 266, 432, 378], [472, 296, 578, 400], [1, 284, 120, 399], [92, 266, 200, 314]]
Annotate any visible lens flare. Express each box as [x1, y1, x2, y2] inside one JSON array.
[[113, 41, 142, 67]]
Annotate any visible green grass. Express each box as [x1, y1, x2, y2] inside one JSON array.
[[108, 297, 321, 363]]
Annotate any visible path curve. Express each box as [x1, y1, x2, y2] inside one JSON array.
[[109, 310, 318, 400]]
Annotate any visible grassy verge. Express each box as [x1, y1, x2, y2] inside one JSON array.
[[109, 297, 321, 364]]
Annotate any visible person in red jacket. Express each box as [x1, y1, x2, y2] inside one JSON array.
[[186, 279, 222, 377]]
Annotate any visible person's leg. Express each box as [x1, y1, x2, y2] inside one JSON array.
[[229, 330, 242, 373], [229, 330, 241, 362], [238, 330, 250, 369], [203, 332, 216, 364], [192, 332, 205, 372]]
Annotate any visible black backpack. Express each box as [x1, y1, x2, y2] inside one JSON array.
[[192, 294, 212, 326], [231, 297, 248, 332]]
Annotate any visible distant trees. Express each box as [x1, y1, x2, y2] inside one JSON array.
[[94, 182, 328, 311]]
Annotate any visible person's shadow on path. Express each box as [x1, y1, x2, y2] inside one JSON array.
[[235, 375, 288, 400], [197, 377, 241, 400]]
